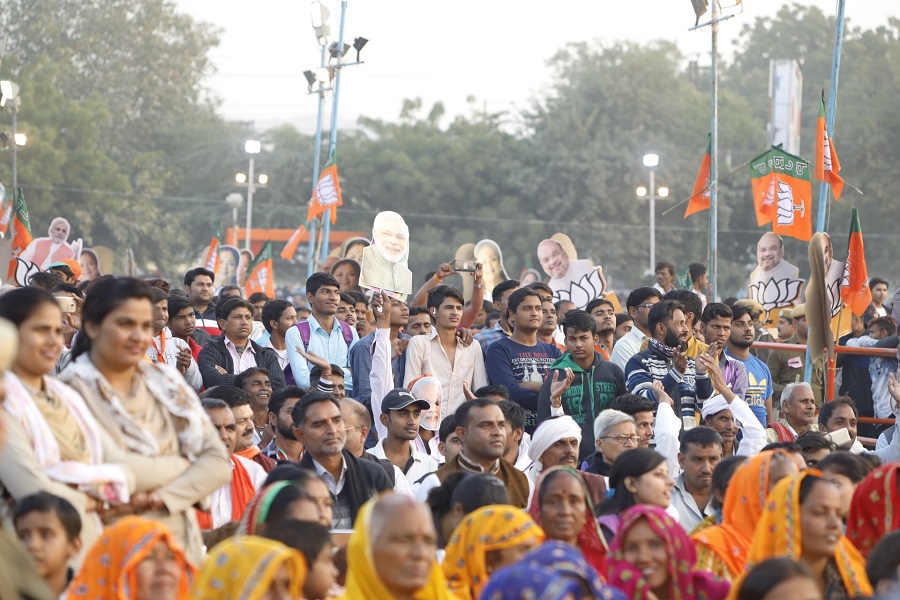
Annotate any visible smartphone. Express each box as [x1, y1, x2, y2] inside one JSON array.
[[56, 296, 77, 314], [452, 259, 478, 273]]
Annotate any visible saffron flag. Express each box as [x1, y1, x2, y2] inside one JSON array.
[[306, 160, 343, 225], [840, 208, 871, 316], [749, 147, 813, 241], [281, 224, 306, 261], [684, 134, 712, 218], [0, 198, 11, 238], [243, 241, 275, 298], [203, 221, 221, 273], [7, 187, 32, 281], [815, 91, 844, 201]]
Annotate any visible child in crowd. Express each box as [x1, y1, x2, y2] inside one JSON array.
[[13, 492, 83, 597]]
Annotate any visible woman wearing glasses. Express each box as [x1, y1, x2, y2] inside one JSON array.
[[596, 447, 675, 545]]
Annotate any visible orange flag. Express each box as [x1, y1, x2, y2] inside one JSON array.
[[840, 208, 871, 316], [306, 160, 342, 225], [7, 188, 32, 282], [203, 222, 221, 273], [280, 224, 306, 261], [684, 134, 711, 218], [750, 147, 813, 241], [243, 241, 275, 298], [815, 91, 844, 201]]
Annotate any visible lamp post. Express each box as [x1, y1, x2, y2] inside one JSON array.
[[225, 193, 243, 247], [242, 139, 261, 250], [0, 80, 23, 195], [637, 153, 669, 276], [305, 1, 332, 277]]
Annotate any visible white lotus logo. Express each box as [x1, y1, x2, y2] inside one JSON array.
[[554, 268, 606, 310], [749, 276, 804, 312], [316, 172, 340, 207], [776, 180, 804, 226]]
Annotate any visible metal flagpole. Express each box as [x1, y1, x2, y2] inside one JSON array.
[[320, 0, 348, 264], [306, 44, 329, 278]]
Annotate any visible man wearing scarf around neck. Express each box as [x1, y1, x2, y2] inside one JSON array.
[[624, 300, 714, 428]]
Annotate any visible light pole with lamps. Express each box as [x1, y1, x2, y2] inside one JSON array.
[[225, 193, 243, 247], [636, 153, 669, 276], [241, 139, 262, 250], [0, 80, 24, 195]]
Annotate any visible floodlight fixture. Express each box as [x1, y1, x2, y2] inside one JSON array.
[[636, 186, 648, 197], [235, 173, 248, 184], [352, 37, 368, 62], [658, 187, 669, 198], [245, 140, 262, 154], [643, 153, 659, 168], [258, 174, 269, 185]]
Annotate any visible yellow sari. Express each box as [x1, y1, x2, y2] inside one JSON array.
[[743, 471, 873, 598], [442, 505, 545, 600], [341, 499, 450, 600], [192, 535, 306, 600]]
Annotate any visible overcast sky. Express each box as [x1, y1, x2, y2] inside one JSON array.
[[177, 0, 894, 133]]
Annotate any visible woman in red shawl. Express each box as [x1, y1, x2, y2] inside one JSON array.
[[609, 504, 730, 600], [529, 465, 608, 576], [846, 463, 900, 558]]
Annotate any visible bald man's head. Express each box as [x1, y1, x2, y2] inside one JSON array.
[[757, 233, 785, 272], [537, 239, 570, 280]]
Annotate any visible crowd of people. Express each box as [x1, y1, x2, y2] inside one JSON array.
[[1, 255, 900, 599]]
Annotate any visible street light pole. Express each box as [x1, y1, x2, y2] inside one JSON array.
[[709, 0, 720, 301], [319, 0, 349, 265], [648, 166, 656, 274], [306, 43, 329, 278], [245, 155, 255, 249], [11, 111, 17, 193]]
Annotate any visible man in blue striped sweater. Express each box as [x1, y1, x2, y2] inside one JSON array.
[[624, 300, 714, 429]]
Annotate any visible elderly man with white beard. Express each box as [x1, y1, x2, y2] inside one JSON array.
[[526, 415, 607, 509], [360, 211, 413, 296]]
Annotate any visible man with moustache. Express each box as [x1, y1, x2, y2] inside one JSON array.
[[293, 391, 392, 528], [202, 386, 277, 473], [264, 386, 305, 462], [724, 304, 775, 426], [236, 367, 274, 446], [624, 300, 714, 427], [586, 297, 617, 359], [669, 427, 723, 532]]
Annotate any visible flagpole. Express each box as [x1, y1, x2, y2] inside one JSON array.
[[306, 43, 329, 279], [816, 0, 847, 233], [319, 0, 348, 265], [806, 0, 846, 388], [708, 0, 720, 302]]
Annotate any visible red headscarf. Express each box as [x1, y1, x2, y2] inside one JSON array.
[[610, 505, 730, 600], [846, 463, 900, 557]]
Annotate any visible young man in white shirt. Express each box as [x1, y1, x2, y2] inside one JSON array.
[[369, 389, 439, 487], [404, 284, 487, 416], [145, 287, 202, 391]]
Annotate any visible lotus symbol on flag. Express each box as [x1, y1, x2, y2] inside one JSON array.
[[256, 267, 268, 288], [776, 181, 804, 226], [840, 261, 851, 290], [317, 172, 340, 207], [13, 258, 40, 287]]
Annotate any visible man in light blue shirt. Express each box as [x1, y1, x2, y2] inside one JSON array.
[[286, 273, 358, 391]]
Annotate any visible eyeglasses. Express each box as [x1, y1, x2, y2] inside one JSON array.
[[636, 303, 657, 310], [602, 435, 641, 446]]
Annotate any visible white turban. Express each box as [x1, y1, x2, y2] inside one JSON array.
[[528, 416, 582, 466], [700, 394, 740, 425]]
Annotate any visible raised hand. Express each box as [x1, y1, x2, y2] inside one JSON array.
[[549, 368, 575, 404]]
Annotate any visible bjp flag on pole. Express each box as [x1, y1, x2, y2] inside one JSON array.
[[684, 134, 711, 218], [281, 223, 306, 261], [243, 241, 275, 298], [203, 221, 221, 273], [750, 147, 813, 241], [840, 208, 871, 316], [7, 187, 32, 281], [306, 160, 343, 225], [815, 91, 844, 201]]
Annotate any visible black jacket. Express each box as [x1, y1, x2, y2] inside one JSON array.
[[299, 449, 392, 524], [197, 334, 286, 390], [580, 451, 612, 476]]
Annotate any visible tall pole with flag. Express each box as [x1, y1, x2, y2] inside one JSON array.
[[708, 0, 719, 301], [817, 0, 847, 233], [7, 187, 31, 282], [305, 43, 329, 279]]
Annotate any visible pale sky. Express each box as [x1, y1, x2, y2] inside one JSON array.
[[177, 0, 894, 133]]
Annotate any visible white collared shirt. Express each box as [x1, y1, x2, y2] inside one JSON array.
[[403, 327, 488, 416], [224, 337, 257, 375], [207, 455, 267, 529], [312, 455, 348, 496], [370, 438, 439, 486]]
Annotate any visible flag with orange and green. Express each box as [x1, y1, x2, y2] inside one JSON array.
[[815, 91, 844, 201], [840, 208, 871, 316], [749, 147, 813, 241], [7, 187, 32, 282], [684, 134, 711, 218], [243, 241, 274, 298], [306, 159, 343, 225], [203, 221, 221, 274]]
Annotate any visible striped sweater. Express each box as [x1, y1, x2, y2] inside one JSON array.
[[624, 343, 714, 425]]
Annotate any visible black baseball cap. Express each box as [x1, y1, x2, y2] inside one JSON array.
[[381, 388, 431, 413]]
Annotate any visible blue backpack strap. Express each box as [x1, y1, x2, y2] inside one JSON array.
[[283, 319, 312, 386]]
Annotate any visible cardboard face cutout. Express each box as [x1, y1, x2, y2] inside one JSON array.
[[474, 239, 509, 300], [455, 243, 476, 301], [13, 216, 83, 286], [216, 245, 240, 287], [341, 237, 369, 264], [79, 248, 102, 282], [536, 233, 606, 309], [359, 211, 412, 297], [822, 233, 845, 319], [519, 268, 542, 287], [748, 232, 805, 327]]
